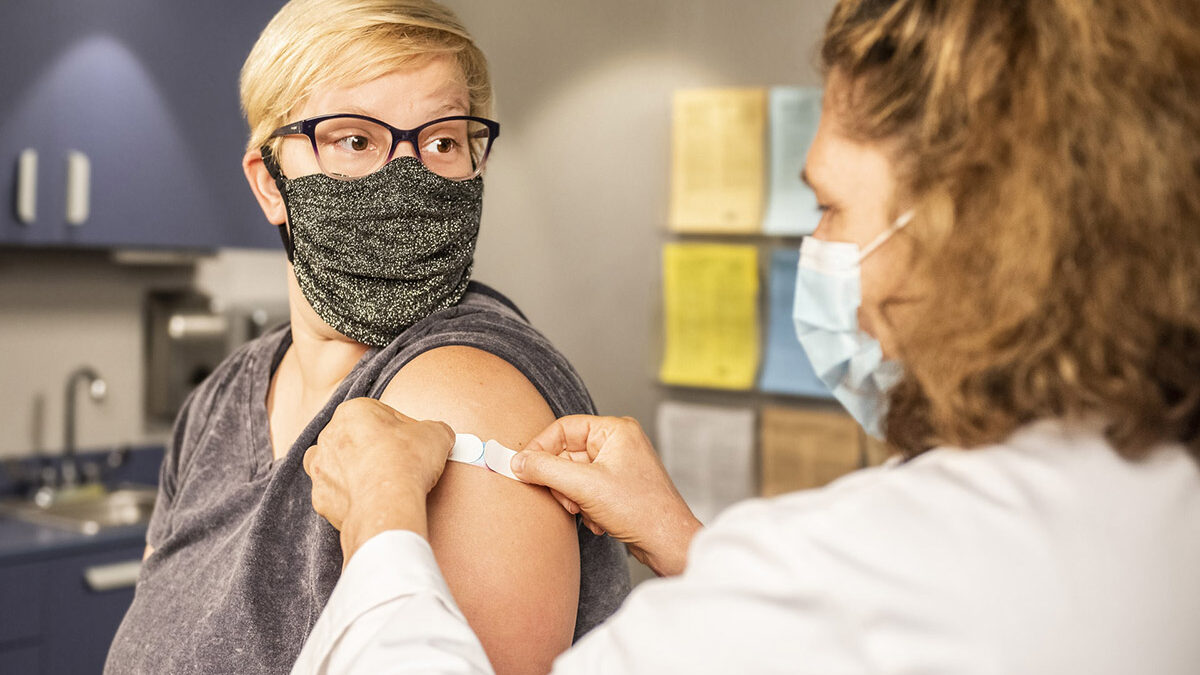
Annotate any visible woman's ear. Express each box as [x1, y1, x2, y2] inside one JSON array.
[[243, 149, 288, 226]]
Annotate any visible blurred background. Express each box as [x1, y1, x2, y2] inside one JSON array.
[[0, 1, 837, 672], [0, 0, 836, 459]]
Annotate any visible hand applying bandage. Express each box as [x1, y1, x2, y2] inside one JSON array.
[[303, 398, 455, 563], [510, 415, 704, 577]]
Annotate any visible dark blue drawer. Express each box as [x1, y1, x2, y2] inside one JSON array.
[[41, 545, 143, 674], [0, 643, 40, 673], [0, 562, 44, 644]]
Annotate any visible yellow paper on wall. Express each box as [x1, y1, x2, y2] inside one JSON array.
[[659, 243, 760, 390], [669, 88, 767, 233], [759, 406, 861, 496]]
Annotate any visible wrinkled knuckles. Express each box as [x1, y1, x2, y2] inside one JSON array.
[[432, 420, 454, 442], [339, 397, 376, 421]]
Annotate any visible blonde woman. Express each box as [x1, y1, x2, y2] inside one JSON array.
[[105, 2, 628, 673], [297, 0, 1200, 672]]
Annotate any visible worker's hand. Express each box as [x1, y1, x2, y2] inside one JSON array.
[[512, 415, 703, 577], [304, 398, 455, 563]]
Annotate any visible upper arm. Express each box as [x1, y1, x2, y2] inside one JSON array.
[[381, 346, 580, 675]]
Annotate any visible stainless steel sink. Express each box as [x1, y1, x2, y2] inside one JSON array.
[[0, 485, 157, 535]]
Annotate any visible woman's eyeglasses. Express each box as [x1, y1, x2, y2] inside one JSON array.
[[268, 113, 500, 181]]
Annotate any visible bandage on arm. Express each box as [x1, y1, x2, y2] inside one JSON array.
[[449, 434, 521, 480]]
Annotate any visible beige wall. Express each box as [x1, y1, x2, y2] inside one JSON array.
[[450, 0, 836, 439], [0, 1, 836, 461], [0, 249, 287, 458]]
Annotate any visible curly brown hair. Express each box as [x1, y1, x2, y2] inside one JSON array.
[[821, 0, 1200, 459]]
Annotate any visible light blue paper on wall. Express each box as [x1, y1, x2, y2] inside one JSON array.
[[762, 86, 823, 236], [759, 247, 833, 398]]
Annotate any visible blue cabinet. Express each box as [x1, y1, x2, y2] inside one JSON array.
[[0, 561, 46, 652], [0, 540, 145, 675], [0, 1, 286, 250], [43, 544, 146, 674]]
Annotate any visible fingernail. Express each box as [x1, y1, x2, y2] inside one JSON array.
[[511, 452, 527, 474]]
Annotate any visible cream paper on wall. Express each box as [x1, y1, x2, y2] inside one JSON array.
[[759, 406, 861, 496], [668, 88, 767, 233], [656, 401, 757, 525], [659, 243, 760, 390]]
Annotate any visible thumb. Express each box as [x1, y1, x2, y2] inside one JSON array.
[[512, 450, 597, 502]]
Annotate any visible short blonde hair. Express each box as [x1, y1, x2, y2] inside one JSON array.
[[239, 0, 492, 154], [822, 0, 1200, 460]]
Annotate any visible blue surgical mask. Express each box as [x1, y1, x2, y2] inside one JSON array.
[[792, 212, 913, 438]]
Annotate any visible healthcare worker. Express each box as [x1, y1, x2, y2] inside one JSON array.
[[294, 0, 1200, 672]]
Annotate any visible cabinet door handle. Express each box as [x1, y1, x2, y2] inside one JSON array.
[[65, 150, 91, 226], [83, 560, 142, 592], [16, 148, 37, 224]]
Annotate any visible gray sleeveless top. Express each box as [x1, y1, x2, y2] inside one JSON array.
[[105, 283, 631, 674]]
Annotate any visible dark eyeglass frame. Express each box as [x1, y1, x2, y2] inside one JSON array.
[[268, 113, 501, 181]]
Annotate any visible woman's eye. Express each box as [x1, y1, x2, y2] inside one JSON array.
[[336, 135, 372, 152], [427, 137, 459, 154]]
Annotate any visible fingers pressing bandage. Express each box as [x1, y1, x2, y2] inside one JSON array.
[[449, 433, 520, 482]]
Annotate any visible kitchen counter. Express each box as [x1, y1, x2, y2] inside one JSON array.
[[0, 447, 162, 673], [0, 517, 146, 566], [0, 445, 162, 564]]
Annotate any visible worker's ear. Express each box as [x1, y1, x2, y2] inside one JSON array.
[[243, 149, 287, 226]]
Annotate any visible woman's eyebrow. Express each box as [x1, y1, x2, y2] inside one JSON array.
[[334, 104, 374, 117], [317, 101, 468, 124], [433, 100, 469, 116], [424, 80, 470, 113]]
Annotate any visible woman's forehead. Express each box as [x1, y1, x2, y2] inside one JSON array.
[[297, 56, 469, 124], [810, 114, 888, 191], [805, 76, 899, 200]]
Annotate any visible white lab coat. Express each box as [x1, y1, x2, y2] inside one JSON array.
[[292, 420, 1200, 674]]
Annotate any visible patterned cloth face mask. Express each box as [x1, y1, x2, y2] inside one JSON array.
[[265, 153, 483, 347], [792, 212, 913, 438]]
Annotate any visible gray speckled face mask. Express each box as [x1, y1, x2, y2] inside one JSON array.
[[269, 155, 483, 347]]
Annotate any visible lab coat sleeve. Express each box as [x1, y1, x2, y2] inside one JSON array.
[[294, 500, 869, 675], [295, 465, 904, 675], [291, 530, 496, 675], [548, 501, 865, 674]]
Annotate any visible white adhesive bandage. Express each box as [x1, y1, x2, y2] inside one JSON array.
[[449, 433, 485, 465], [449, 433, 520, 481], [483, 440, 519, 480]]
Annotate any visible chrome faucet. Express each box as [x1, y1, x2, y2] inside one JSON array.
[[62, 366, 107, 488]]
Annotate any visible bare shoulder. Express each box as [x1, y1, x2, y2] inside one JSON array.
[[379, 345, 580, 673], [380, 345, 555, 447]]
